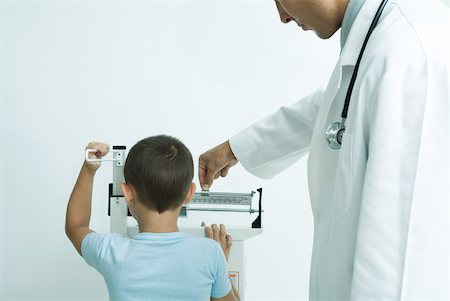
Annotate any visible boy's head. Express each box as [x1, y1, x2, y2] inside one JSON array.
[[123, 135, 194, 213]]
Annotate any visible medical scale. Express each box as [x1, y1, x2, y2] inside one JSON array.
[[86, 146, 263, 300]]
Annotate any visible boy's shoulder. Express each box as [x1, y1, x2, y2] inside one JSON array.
[[182, 234, 224, 259], [183, 233, 221, 248], [83, 231, 221, 255], [84, 231, 128, 243], [82, 232, 129, 251], [129, 232, 223, 264]]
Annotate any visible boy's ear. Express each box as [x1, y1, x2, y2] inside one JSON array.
[[120, 183, 135, 205], [182, 183, 196, 205]]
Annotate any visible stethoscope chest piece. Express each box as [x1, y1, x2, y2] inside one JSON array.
[[325, 121, 345, 149]]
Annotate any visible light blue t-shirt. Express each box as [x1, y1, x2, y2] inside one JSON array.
[[82, 232, 231, 301]]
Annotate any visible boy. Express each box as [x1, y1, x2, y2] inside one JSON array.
[[66, 135, 240, 301]]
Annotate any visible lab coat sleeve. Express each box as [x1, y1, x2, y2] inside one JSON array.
[[229, 89, 323, 179], [350, 51, 450, 298]]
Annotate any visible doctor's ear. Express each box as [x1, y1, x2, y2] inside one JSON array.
[[120, 183, 135, 205]]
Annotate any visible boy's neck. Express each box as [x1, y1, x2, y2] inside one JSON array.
[[135, 209, 180, 233]]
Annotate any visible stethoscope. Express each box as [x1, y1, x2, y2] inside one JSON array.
[[325, 0, 389, 149]]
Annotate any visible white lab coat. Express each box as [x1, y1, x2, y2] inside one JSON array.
[[230, 0, 450, 300]]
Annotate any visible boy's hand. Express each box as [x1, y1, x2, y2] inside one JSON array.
[[204, 223, 232, 261], [84, 142, 110, 172]]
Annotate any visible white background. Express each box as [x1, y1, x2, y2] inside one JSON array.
[[3, 0, 446, 300]]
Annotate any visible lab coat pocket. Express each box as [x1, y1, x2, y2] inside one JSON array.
[[333, 133, 353, 216]]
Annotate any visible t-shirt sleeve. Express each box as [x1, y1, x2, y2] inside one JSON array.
[[81, 232, 112, 273], [211, 244, 232, 298]]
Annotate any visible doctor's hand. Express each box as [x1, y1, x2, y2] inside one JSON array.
[[204, 223, 233, 261], [84, 142, 110, 173], [198, 141, 238, 191]]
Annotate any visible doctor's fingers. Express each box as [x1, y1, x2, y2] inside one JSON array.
[[220, 166, 230, 177], [220, 160, 238, 177], [198, 162, 208, 188], [198, 163, 208, 189], [201, 158, 237, 187], [198, 141, 237, 189], [199, 162, 223, 190], [198, 163, 218, 190]]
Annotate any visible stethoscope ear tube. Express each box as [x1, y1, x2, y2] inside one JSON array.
[[325, 0, 389, 149]]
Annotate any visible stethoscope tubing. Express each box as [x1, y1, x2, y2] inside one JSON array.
[[341, 0, 389, 120], [325, 0, 389, 150]]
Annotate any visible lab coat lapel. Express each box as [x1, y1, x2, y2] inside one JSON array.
[[315, 63, 342, 129], [340, 0, 385, 67]]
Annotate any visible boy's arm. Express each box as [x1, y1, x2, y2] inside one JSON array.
[[65, 143, 109, 256], [205, 224, 241, 301], [210, 285, 240, 301]]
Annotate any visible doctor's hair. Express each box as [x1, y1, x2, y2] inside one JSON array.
[[123, 135, 193, 213]]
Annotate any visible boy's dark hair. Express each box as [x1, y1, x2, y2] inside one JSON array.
[[124, 135, 194, 213]]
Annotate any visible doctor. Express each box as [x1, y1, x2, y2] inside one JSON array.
[[199, 0, 450, 300]]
